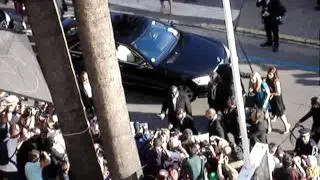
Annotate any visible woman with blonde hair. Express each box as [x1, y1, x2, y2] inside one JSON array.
[[265, 66, 291, 134], [249, 72, 272, 133]]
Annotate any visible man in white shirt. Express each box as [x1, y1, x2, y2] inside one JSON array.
[[79, 71, 94, 114], [0, 123, 20, 180]]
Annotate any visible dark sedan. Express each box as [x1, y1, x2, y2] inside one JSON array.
[[63, 12, 230, 101]]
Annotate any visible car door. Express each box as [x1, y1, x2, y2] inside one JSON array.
[[116, 43, 168, 90]]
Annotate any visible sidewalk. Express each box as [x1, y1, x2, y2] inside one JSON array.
[[109, 0, 239, 21], [109, 0, 320, 46]]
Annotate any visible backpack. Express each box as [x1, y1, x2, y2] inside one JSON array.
[[0, 124, 17, 166], [0, 139, 17, 166]]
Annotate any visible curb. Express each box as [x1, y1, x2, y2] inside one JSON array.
[[195, 23, 320, 47], [110, 8, 320, 47]]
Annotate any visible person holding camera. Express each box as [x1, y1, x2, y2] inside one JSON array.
[[216, 152, 239, 180], [256, 0, 286, 52]]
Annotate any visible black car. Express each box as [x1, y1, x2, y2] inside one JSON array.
[[63, 12, 230, 101]]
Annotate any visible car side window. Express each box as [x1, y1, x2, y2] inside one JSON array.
[[116, 44, 144, 65]]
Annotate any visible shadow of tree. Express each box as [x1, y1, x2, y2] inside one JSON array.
[[124, 87, 165, 104]]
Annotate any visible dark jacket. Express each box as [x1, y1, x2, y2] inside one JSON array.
[[223, 107, 241, 144], [299, 107, 320, 134], [144, 148, 167, 176], [294, 138, 318, 156], [208, 114, 226, 139], [248, 120, 267, 145], [161, 92, 192, 124], [223, 107, 240, 135], [174, 115, 198, 135], [256, 0, 286, 23]]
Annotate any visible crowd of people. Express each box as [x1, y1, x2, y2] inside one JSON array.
[[0, 92, 72, 180], [1, 63, 319, 180], [138, 64, 320, 179]]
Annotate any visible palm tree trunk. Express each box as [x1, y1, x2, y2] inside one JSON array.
[[24, 0, 103, 179], [73, 0, 143, 179]]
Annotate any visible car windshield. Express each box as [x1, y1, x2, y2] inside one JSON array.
[[132, 21, 179, 64]]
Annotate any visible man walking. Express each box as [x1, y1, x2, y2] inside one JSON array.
[[159, 85, 192, 130], [256, 0, 286, 52], [206, 108, 226, 139]]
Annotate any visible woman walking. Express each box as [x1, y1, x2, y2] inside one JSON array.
[[265, 66, 291, 134]]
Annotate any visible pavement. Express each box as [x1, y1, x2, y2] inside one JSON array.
[[0, 30, 52, 102], [109, 0, 320, 46], [0, 1, 319, 150]]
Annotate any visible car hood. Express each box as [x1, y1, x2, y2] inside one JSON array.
[[159, 33, 227, 77]]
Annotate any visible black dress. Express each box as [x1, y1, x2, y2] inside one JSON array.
[[266, 79, 286, 116]]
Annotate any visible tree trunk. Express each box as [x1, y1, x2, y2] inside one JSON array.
[[24, 0, 103, 179], [72, 0, 143, 179]]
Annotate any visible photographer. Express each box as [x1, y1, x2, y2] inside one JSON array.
[[217, 152, 239, 180]]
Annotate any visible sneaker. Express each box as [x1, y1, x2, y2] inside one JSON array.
[[260, 42, 272, 47]]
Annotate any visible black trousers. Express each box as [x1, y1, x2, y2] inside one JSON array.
[[264, 21, 279, 46]]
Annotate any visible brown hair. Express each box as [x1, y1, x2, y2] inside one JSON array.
[[267, 66, 280, 84]]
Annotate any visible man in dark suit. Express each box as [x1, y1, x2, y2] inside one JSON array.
[[206, 108, 226, 139], [256, 0, 286, 52], [159, 85, 192, 130], [174, 108, 198, 135], [298, 96, 320, 143]]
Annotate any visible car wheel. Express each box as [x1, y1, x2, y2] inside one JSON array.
[[179, 85, 195, 102]]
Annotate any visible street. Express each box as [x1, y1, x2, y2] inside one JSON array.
[[126, 25, 320, 150], [1, 0, 320, 179], [1, 0, 319, 151]]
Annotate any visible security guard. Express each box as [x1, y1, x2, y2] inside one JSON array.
[[294, 128, 318, 156], [298, 96, 320, 143], [256, 0, 286, 52]]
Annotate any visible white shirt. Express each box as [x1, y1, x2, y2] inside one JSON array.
[[47, 129, 67, 160], [172, 92, 179, 111], [0, 137, 18, 172], [83, 83, 92, 98]]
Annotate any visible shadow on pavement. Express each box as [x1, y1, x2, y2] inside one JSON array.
[[295, 79, 320, 86], [293, 72, 320, 86], [124, 86, 165, 105]]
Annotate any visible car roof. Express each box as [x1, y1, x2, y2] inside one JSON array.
[[110, 12, 149, 43]]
